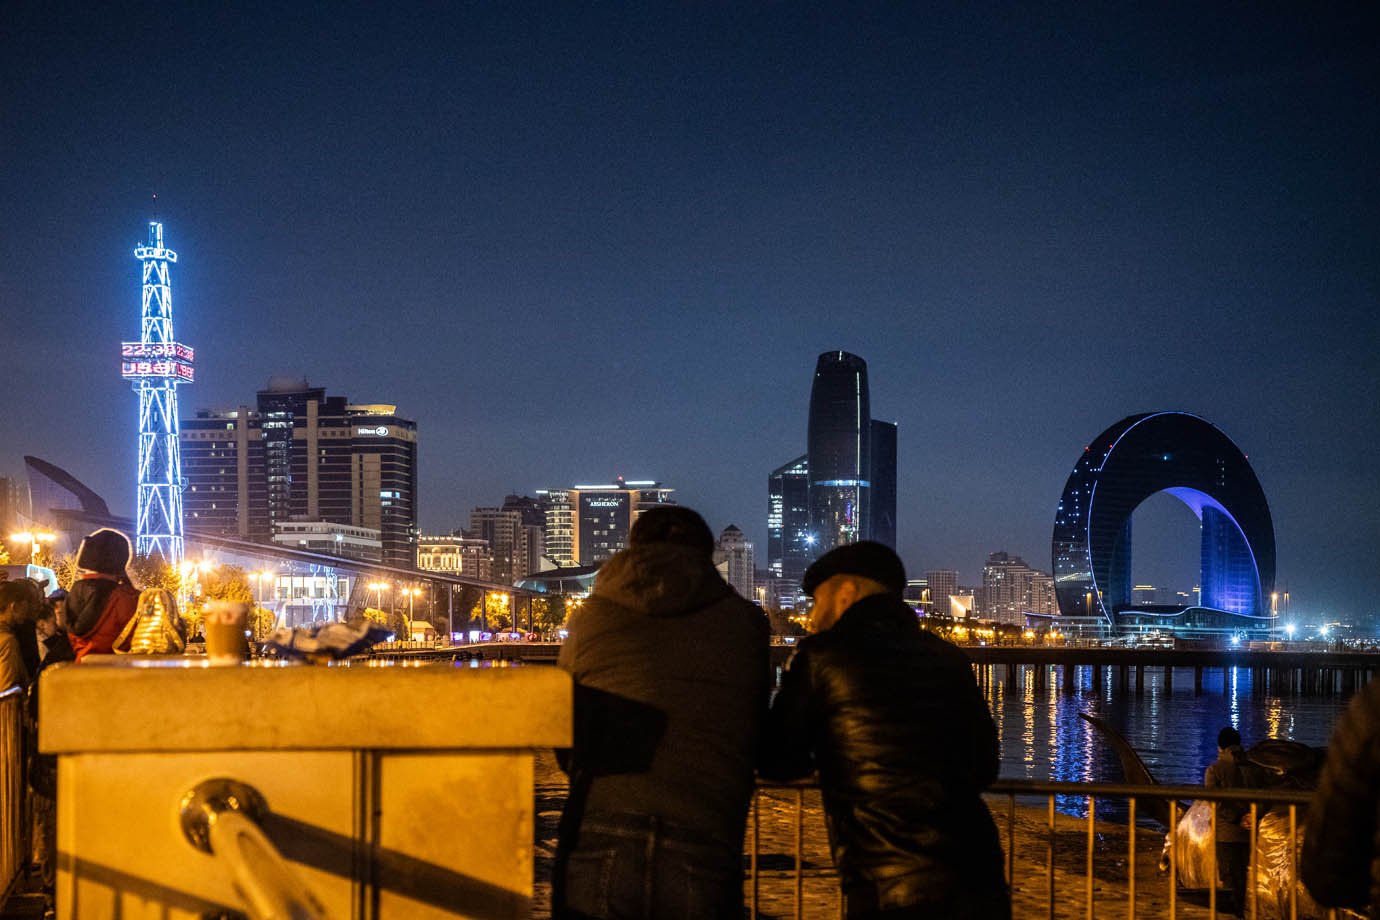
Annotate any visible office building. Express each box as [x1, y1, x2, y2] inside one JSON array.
[[925, 569, 960, 618], [808, 351, 870, 554], [767, 454, 810, 605], [181, 377, 418, 566], [770, 353, 897, 581], [470, 496, 545, 584], [980, 551, 1058, 625], [537, 478, 675, 566], [271, 521, 382, 562], [715, 524, 755, 600], [869, 419, 898, 549]]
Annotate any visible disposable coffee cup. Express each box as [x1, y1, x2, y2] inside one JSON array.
[[203, 601, 250, 664]]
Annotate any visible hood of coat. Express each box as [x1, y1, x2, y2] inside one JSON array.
[[591, 543, 732, 617]]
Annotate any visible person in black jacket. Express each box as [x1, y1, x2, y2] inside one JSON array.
[[1301, 677, 1380, 918], [760, 542, 1010, 919]]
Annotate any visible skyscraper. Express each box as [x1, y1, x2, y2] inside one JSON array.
[[181, 378, 418, 566], [868, 419, 898, 549], [807, 351, 870, 555], [767, 454, 810, 604]]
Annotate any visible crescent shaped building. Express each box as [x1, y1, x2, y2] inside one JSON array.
[[1051, 412, 1276, 636]]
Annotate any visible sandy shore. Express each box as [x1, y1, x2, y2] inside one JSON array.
[[532, 751, 1273, 919]]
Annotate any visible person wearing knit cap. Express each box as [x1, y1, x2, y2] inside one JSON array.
[[760, 541, 1010, 919], [65, 528, 139, 661]]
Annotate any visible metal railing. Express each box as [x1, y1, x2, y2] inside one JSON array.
[[0, 686, 25, 906], [179, 778, 329, 920], [746, 778, 1358, 920]]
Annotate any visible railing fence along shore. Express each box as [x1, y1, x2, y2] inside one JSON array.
[[0, 687, 23, 908], [747, 779, 1363, 920]]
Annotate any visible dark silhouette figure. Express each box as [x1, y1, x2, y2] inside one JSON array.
[[760, 541, 1010, 919], [1301, 679, 1380, 918], [554, 506, 770, 919], [1204, 725, 1263, 917]]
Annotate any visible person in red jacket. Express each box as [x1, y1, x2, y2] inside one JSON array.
[[65, 529, 139, 661]]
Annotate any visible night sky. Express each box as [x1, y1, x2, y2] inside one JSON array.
[[1, 4, 1375, 623]]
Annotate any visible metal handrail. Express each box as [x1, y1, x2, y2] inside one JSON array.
[[0, 686, 24, 907], [179, 778, 329, 920], [747, 777, 1346, 920]]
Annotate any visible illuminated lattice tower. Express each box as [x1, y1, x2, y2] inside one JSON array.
[[121, 221, 194, 563]]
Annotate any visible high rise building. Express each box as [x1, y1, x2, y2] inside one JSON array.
[[980, 552, 1058, 625], [181, 378, 418, 566], [925, 569, 960, 618], [536, 478, 675, 566], [808, 351, 870, 555], [771, 352, 896, 580], [715, 524, 755, 600], [470, 496, 545, 584], [767, 454, 810, 605], [869, 419, 898, 549]]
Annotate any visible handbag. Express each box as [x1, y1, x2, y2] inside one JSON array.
[[114, 588, 187, 654]]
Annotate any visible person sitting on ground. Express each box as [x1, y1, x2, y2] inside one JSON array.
[[760, 541, 1010, 919], [65, 528, 139, 661]]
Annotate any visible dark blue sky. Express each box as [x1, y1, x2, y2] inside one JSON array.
[[2, 3, 1376, 622]]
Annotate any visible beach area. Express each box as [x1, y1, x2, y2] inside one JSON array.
[[530, 751, 1266, 920]]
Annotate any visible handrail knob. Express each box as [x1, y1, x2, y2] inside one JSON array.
[[179, 778, 269, 853]]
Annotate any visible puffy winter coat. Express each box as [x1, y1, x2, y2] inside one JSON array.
[[557, 542, 771, 848], [760, 593, 1009, 917], [66, 574, 138, 661], [1302, 678, 1380, 918]]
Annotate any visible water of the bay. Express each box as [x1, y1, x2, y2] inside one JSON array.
[[982, 664, 1349, 791]]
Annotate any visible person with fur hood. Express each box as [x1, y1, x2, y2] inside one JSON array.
[[65, 529, 139, 661]]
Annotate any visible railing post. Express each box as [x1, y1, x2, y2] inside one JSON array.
[[1086, 795, 1096, 920]]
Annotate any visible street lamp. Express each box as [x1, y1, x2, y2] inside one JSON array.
[[368, 581, 389, 610], [9, 530, 56, 565]]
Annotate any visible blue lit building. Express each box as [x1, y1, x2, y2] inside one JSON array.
[[1051, 412, 1276, 637], [807, 351, 871, 554]]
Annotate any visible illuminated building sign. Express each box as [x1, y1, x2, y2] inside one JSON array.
[[121, 360, 194, 382], [355, 425, 390, 436], [586, 498, 622, 508]]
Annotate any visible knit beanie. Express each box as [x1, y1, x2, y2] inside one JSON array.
[[76, 528, 132, 577]]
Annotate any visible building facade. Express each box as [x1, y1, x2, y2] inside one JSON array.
[[417, 532, 492, 580], [766, 454, 810, 607], [538, 479, 675, 567], [715, 524, 755, 600], [924, 569, 960, 618], [808, 351, 871, 555], [470, 496, 545, 584], [979, 551, 1056, 625], [181, 377, 418, 567]]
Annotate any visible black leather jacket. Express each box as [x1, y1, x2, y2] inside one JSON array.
[[760, 594, 1009, 916], [1302, 678, 1380, 917]]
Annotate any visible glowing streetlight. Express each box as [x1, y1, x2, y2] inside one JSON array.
[[1284, 623, 1297, 639], [9, 530, 56, 564], [368, 581, 389, 610]]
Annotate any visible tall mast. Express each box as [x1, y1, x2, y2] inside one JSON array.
[[122, 220, 194, 563]]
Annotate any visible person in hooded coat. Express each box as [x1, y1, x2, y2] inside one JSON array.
[[554, 506, 770, 920], [65, 529, 139, 661]]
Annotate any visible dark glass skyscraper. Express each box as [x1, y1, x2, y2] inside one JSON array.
[[807, 351, 870, 555], [868, 419, 897, 549], [767, 454, 811, 595]]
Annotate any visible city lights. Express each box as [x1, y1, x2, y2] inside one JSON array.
[[8, 530, 55, 563]]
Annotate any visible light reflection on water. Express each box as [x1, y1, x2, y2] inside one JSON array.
[[982, 664, 1349, 816]]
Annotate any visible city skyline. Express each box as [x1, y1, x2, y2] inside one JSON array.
[[0, 5, 1374, 621]]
